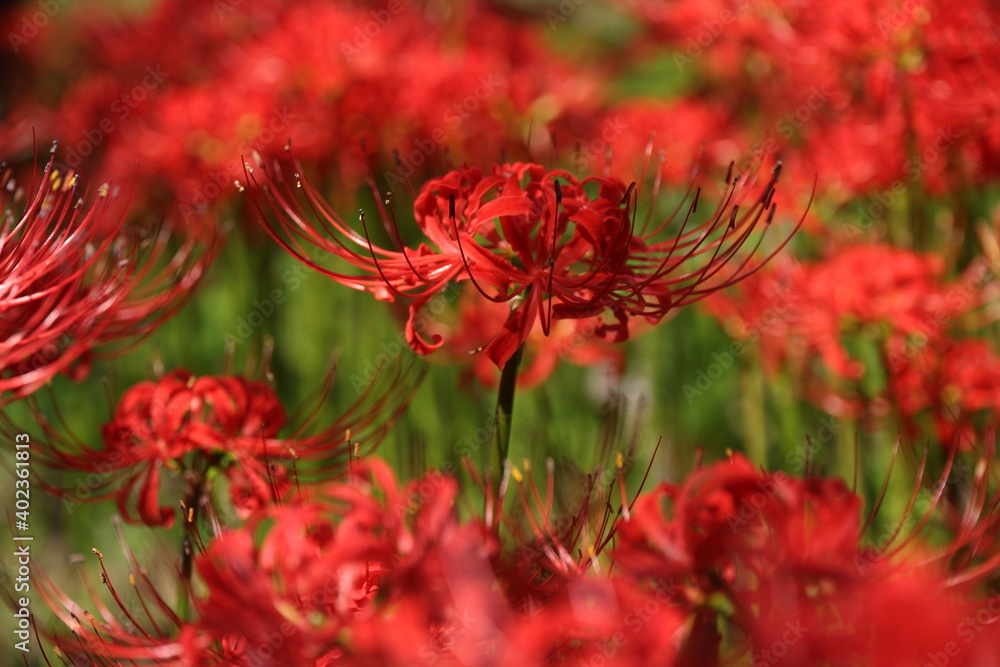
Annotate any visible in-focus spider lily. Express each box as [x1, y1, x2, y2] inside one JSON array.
[[245, 152, 805, 370], [0, 151, 221, 405]]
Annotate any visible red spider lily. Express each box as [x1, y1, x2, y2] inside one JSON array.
[[618, 0, 1000, 196], [888, 337, 1000, 448], [7, 0, 602, 214], [613, 450, 1000, 664], [32, 537, 214, 666], [183, 458, 686, 666], [32, 456, 676, 665], [20, 356, 421, 527], [0, 152, 220, 405], [247, 153, 802, 369], [705, 245, 991, 421], [194, 458, 467, 665], [34, 447, 1000, 665], [425, 288, 627, 389]]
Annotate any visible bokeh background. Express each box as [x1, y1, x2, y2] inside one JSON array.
[[1, 0, 999, 662]]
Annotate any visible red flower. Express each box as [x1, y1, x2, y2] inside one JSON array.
[[8, 0, 604, 213], [248, 156, 797, 370], [888, 337, 1000, 448], [705, 244, 985, 421], [30, 360, 420, 526], [195, 458, 463, 665], [424, 288, 627, 389], [618, 0, 1000, 194], [613, 451, 1000, 664], [0, 153, 220, 405], [34, 526, 219, 666]]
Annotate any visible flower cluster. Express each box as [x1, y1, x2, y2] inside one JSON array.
[[618, 0, 1000, 198], [3, 0, 601, 217], [36, 451, 1000, 665], [3, 0, 1000, 664], [0, 154, 219, 405], [705, 243, 1000, 447]]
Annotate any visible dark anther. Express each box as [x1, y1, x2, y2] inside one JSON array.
[[449, 194, 456, 220], [763, 187, 775, 209], [621, 182, 636, 206]]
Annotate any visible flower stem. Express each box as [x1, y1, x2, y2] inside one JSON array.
[[739, 349, 767, 466], [176, 453, 220, 621], [491, 344, 524, 490], [176, 479, 202, 622]]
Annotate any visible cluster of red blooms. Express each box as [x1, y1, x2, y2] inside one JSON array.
[[2, 0, 608, 219], [705, 243, 1000, 447], [20, 357, 419, 526], [0, 152, 219, 406], [4, 0, 1000, 664], [618, 0, 1000, 199], [34, 450, 1000, 665]]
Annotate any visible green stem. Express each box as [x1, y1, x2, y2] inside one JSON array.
[[176, 453, 221, 621], [176, 483, 200, 623], [491, 344, 524, 491], [739, 349, 767, 466]]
